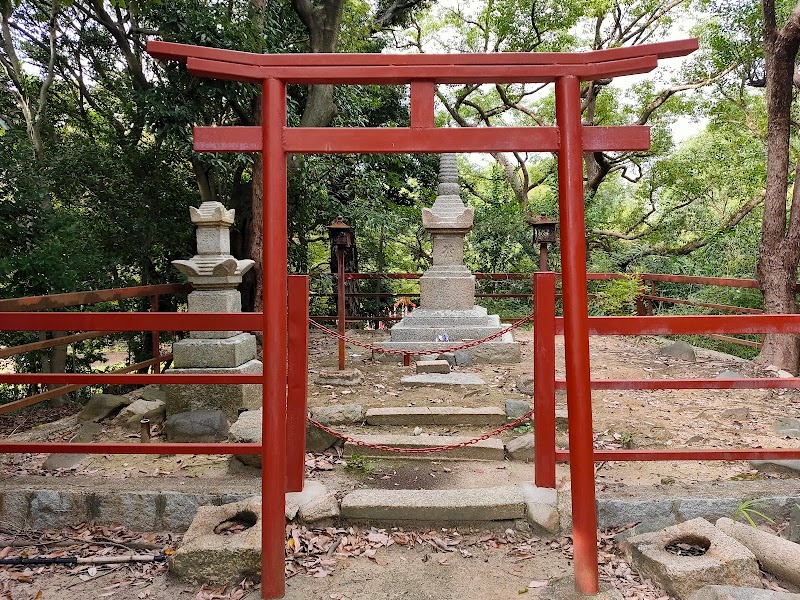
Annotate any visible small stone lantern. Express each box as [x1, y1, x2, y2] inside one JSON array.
[[328, 216, 353, 370], [527, 215, 558, 271]]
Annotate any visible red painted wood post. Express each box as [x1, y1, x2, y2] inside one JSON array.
[[533, 272, 556, 489], [261, 77, 288, 600], [286, 275, 309, 493], [555, 75, 599, 595], [150, 294, 160, 374]]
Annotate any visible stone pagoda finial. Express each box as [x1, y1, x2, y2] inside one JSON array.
[[172, 201, 254, 289], [422, 154, 474, 233]]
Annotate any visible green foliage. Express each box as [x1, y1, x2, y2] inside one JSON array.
[[733, 499, 775, 528], [589, 275, 643, 316], [345, 454, 377, 476]]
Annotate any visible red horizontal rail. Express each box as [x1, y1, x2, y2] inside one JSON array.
[[149, 38, 697, 68], [196, 126, 651, 154], [0, 442, 262, 455], [553, 314, 800, 336], [0, 284, 191, 312], [554, 377, 800, 390], [555, 448, 800, 462], [0, 312, 262, 331], [643, 294, 763, 314], [0, 373, 262, 384]]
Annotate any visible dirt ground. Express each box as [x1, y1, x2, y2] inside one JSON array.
[[2, 328, 800, 599]]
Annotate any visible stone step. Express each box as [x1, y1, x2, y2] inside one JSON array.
[[365, 406, 505, 427], [343, 434, 504, 460], [340, 485, 525, 522]]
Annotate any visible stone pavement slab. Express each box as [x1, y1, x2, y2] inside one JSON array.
[[400, 373, 485, 386], [340, 485, 525, 522], [364, 406, 504, 426], [343, 434, 504, 460]]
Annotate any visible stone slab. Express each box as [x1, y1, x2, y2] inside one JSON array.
[[519, 484, 559, 534], [689, 586, 800, 600], [42, 422, 102, 471], [400, 373, 486, 386], [314, 368, 363, 386], [365, 406, 505, 426], [539, 576, 623, 600], [621, 517, 761, 600], [172, 333, 256, 369], [163, 359, 262, 420], [77, 394, 131, 422], [749, 459, 800, 475], [340, 485, 525, 522], [415, 360, 450, 374], [343, 434, 504, 460]]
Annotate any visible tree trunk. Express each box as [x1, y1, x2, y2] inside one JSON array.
[[48, 333, 68, 406], [755, 0, 800, 373]]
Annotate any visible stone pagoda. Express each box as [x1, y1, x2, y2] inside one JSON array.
[[164, 201, 262, 420], [379, 154, 520, 363]]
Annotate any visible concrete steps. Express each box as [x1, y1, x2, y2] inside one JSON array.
[[343, 433, 505, 460], [365, 406, 505, 426]]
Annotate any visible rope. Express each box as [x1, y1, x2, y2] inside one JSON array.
[[308, 313, 533, 358], [307, 408, 534, 454]]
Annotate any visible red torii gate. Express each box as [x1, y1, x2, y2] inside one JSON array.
[[147, 38, 697, 599]]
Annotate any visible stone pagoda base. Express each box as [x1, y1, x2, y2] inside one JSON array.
[[378, 306, 521, 364]]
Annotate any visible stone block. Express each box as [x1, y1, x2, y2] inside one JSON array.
[[340, 486, 525, 522], [314, 368, 363, 386], [172, 333, 256, 369], [165, 410, 229, 443], [163, 359, 262, 421], [306, 421, 338, 453], [343, 434, 504, 460], [621, 517, 761, 599], [519, 484, 559, 534], [170, 496, 261, 584], [365, 406, 505, 426], [658, 340, 697, 362], [298, 493, 340, 523], [716, 517, 800, 587], [229, 409, 262, 467], [539, 576, 623, 600], [418, 274, 475, 310], [116, 399, 165, 428], [454, 349, 473, 366], [187, 289, 242, 339], [506, 434, 535, 461], [749, 459, 800, 475], [141, 386, 166, 401], [77, 394, 130, 422], [689, 585, 800, 600], [439, 352, 456, 366], [286, 481, 328, 521], [415, 360, 450, 374], [42, 422, 102, 471], [792, 503, 800, 544], [516, 374, 534, 396], [505, 399, 532, 420], [310, 404, 364, 425], [773, 417, 800, 438]]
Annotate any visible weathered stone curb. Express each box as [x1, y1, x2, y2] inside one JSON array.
[[340, 486, 525, 522], [342, 434, 504, 460], [364, 406, 505, 426]]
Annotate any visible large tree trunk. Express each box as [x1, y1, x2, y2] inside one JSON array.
[[755, 0, 800, 372]]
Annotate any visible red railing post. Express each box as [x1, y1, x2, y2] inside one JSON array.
[[261, 77, 288, 600], [150, 294, 161, 374], [286, 275, 308, 493], [555, 75, 599, 595], [534, 272, 557, 488]]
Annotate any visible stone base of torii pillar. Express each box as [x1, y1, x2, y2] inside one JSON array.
[[378, 155, 521, 364]]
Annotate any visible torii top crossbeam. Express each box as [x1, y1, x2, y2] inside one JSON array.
[[146, 38, 697, 600]]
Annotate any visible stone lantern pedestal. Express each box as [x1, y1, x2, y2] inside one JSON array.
[[164, 202, 262, 420]]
